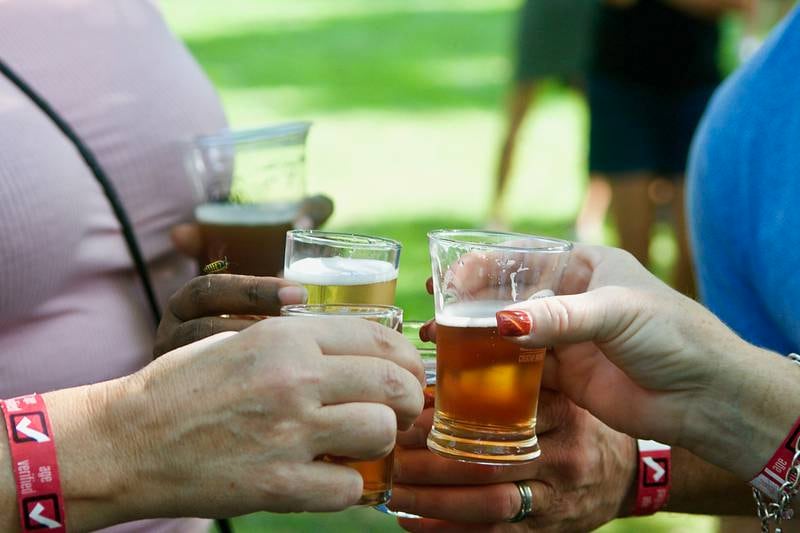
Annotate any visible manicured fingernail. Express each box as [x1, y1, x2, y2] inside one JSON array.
[[496, 310, 532, 337], [278, 286, 308, 304]]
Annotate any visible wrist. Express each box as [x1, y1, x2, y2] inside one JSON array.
[[615, 436, 639, 518], [680, 339, 800, 479], [43, 378, 144, 531]]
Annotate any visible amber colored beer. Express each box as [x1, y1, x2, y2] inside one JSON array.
[[429, 301, 545, 463], [196, 202, 298, 277], [283, 257, 398, 305], [325, 450, 394, 506]]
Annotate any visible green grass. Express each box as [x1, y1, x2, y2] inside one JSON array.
[[162, 1, 720, 530]]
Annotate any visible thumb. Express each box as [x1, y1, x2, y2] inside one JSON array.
[[170, 222, 204, 259], [495, 287, 628, 347]]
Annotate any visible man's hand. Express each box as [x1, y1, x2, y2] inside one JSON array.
[[153, 274, 307, 357], [390, 390, 636, 532]]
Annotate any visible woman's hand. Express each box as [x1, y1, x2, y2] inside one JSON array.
[[153, 274, 307, 357], [45, 316, 424, 530], [390, 391, 636, 533], [497, 244, 800, 478]]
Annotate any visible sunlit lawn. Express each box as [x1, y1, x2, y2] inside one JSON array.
[[164, 0, 712, 530]]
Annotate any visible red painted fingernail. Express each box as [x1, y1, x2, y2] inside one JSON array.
[[425, 278, 434, 294], [496, 311, 533, 337]]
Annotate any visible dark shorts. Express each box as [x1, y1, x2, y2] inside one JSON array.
[[588, 74, 717, 177]]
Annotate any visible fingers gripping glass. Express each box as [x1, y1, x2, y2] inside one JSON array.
[[280, 304, 402, 506], [373, 320, 436, 519]]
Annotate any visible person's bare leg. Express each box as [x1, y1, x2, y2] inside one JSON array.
[[489, 81, 540, 226], [669, 177, 697, 298], [575, 175, 612, 243], [609, 174, 655, 268]]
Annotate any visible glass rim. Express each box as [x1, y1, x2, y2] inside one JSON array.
[[280, 303, 403, 318], [287, 230, 402, 251], [193, 121, 312, 148], [428, 229, 572, 253]]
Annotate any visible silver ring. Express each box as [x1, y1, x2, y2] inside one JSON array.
[[507, 481, 534, 523]]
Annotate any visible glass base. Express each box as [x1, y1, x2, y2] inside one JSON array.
[[427, 414, 541, 465], [358, 489, 391, 506]]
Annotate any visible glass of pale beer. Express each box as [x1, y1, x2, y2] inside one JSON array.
[[280, 303, 403, 506], [185, 122, 310, 276], [427, 230, 572, 464], [283, 231, 401, 304]]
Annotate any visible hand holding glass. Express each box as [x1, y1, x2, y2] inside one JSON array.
[[427, 230, 571, 464], [280, 303, 404, 506]]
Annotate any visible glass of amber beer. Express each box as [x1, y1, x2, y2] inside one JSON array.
[[283, 230, 401, 304], [185, 122, 310, 276], [427, 230, 571, 464], [280, 303, 403, 506]]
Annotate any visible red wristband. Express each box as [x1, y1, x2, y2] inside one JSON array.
[[1, 394, 66, 532], [632, 439, 671, 516], [750, 414, 800, 500]]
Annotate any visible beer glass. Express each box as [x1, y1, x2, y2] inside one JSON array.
[[185, 122, 310, 276], [427, 230, 571, 464], [280, 304, 403, 506], [284, 230, 401, 305]]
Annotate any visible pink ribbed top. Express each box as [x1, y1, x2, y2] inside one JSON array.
[[0, 1, 227, 531]]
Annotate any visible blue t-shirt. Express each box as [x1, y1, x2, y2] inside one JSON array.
[[688, 6, 800, 355]]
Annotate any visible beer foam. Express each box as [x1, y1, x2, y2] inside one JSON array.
[[435, 300, 511, 328], [195, 202, 299, 226], [284, 257, 398, 286]]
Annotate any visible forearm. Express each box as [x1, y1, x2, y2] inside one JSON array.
[[0, 380, 141, 532], [681, 342, 800, 480]]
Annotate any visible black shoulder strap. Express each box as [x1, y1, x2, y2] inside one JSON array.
[[0, 58, 161, 327]]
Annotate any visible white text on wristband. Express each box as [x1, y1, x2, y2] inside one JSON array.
[[1, 394, 66, 532], [633, 440, 671, 516], [750, 414, 800, 501]]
